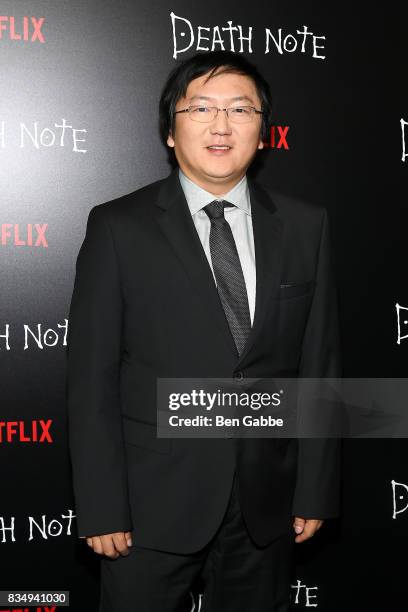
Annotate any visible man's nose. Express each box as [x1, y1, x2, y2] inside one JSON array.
[[210, 109, 232, 134]]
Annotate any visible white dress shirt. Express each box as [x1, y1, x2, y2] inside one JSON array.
[[178, 167, 256, 326]]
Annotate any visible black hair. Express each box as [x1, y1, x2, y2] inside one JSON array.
[[158, 51, 273, 163]]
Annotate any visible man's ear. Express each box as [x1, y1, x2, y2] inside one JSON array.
[[167, 131, 175, 148], [257, 126, 265, 149]]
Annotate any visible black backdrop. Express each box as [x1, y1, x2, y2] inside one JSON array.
[[1, 1, 407, 610]]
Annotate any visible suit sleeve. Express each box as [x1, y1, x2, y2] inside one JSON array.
[[291, 207, 342, 519], [66, 205, 133, 537]]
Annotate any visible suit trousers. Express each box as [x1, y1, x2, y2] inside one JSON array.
[[99, 472, 295, 612]]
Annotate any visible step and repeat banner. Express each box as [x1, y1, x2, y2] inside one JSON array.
[[1, 1, 407, 610]]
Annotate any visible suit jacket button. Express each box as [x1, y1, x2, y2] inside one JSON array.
[[233, 370, 244, 381]]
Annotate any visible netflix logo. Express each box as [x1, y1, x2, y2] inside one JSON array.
[[0, 609, 55, 612], [0, 609, 56, 612], [0, 16, 45, 43], [0, 420, 53, 444], [262, 126, 290, 150], [1, 224, 48, 248]]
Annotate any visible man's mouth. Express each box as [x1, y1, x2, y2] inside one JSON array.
[[206, 145, 232, 155], [206, 145, 232, 151]]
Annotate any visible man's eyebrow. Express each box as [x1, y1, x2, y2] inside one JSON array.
[[188, 95, 255, 104]]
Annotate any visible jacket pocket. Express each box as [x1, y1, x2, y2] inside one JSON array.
[[121, 415, 172, 455], [278, 279, 315, 299]]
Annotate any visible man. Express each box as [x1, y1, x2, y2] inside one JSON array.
[[66, 50, 342, 611]]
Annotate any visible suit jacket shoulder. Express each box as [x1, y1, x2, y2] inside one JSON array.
[[253, 183, 329, 256], [263, 184, 326, 226], [88, 173, 167, 223]]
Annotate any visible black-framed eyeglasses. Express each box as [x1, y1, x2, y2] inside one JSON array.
[[174, 105, 264, 124]]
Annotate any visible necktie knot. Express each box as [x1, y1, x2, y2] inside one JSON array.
[[203, 200, 235, 220]]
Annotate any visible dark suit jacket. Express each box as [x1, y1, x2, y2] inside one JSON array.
[[66, 165, 342, 554]]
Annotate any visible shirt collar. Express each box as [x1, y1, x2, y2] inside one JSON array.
[[178, 167, 251, 217]]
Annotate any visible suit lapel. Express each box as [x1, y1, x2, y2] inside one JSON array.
[[154, 167, 284, 365], [155, 167, 238, 357], [235, 175, 284, 367]]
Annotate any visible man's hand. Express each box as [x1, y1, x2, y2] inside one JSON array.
[[293, 517, 323, 543], [79, 531, 133, 558]]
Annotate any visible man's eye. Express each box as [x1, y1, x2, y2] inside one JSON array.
[[192, 106, 210, 113], [231, 107, 250, 114]]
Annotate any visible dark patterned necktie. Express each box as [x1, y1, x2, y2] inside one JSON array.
[[203, 199, 252, 356]]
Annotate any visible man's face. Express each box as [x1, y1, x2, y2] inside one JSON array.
[[167, 69, 264, 193]]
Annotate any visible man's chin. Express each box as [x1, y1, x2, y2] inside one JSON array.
[[201, 167, 238, 181]]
